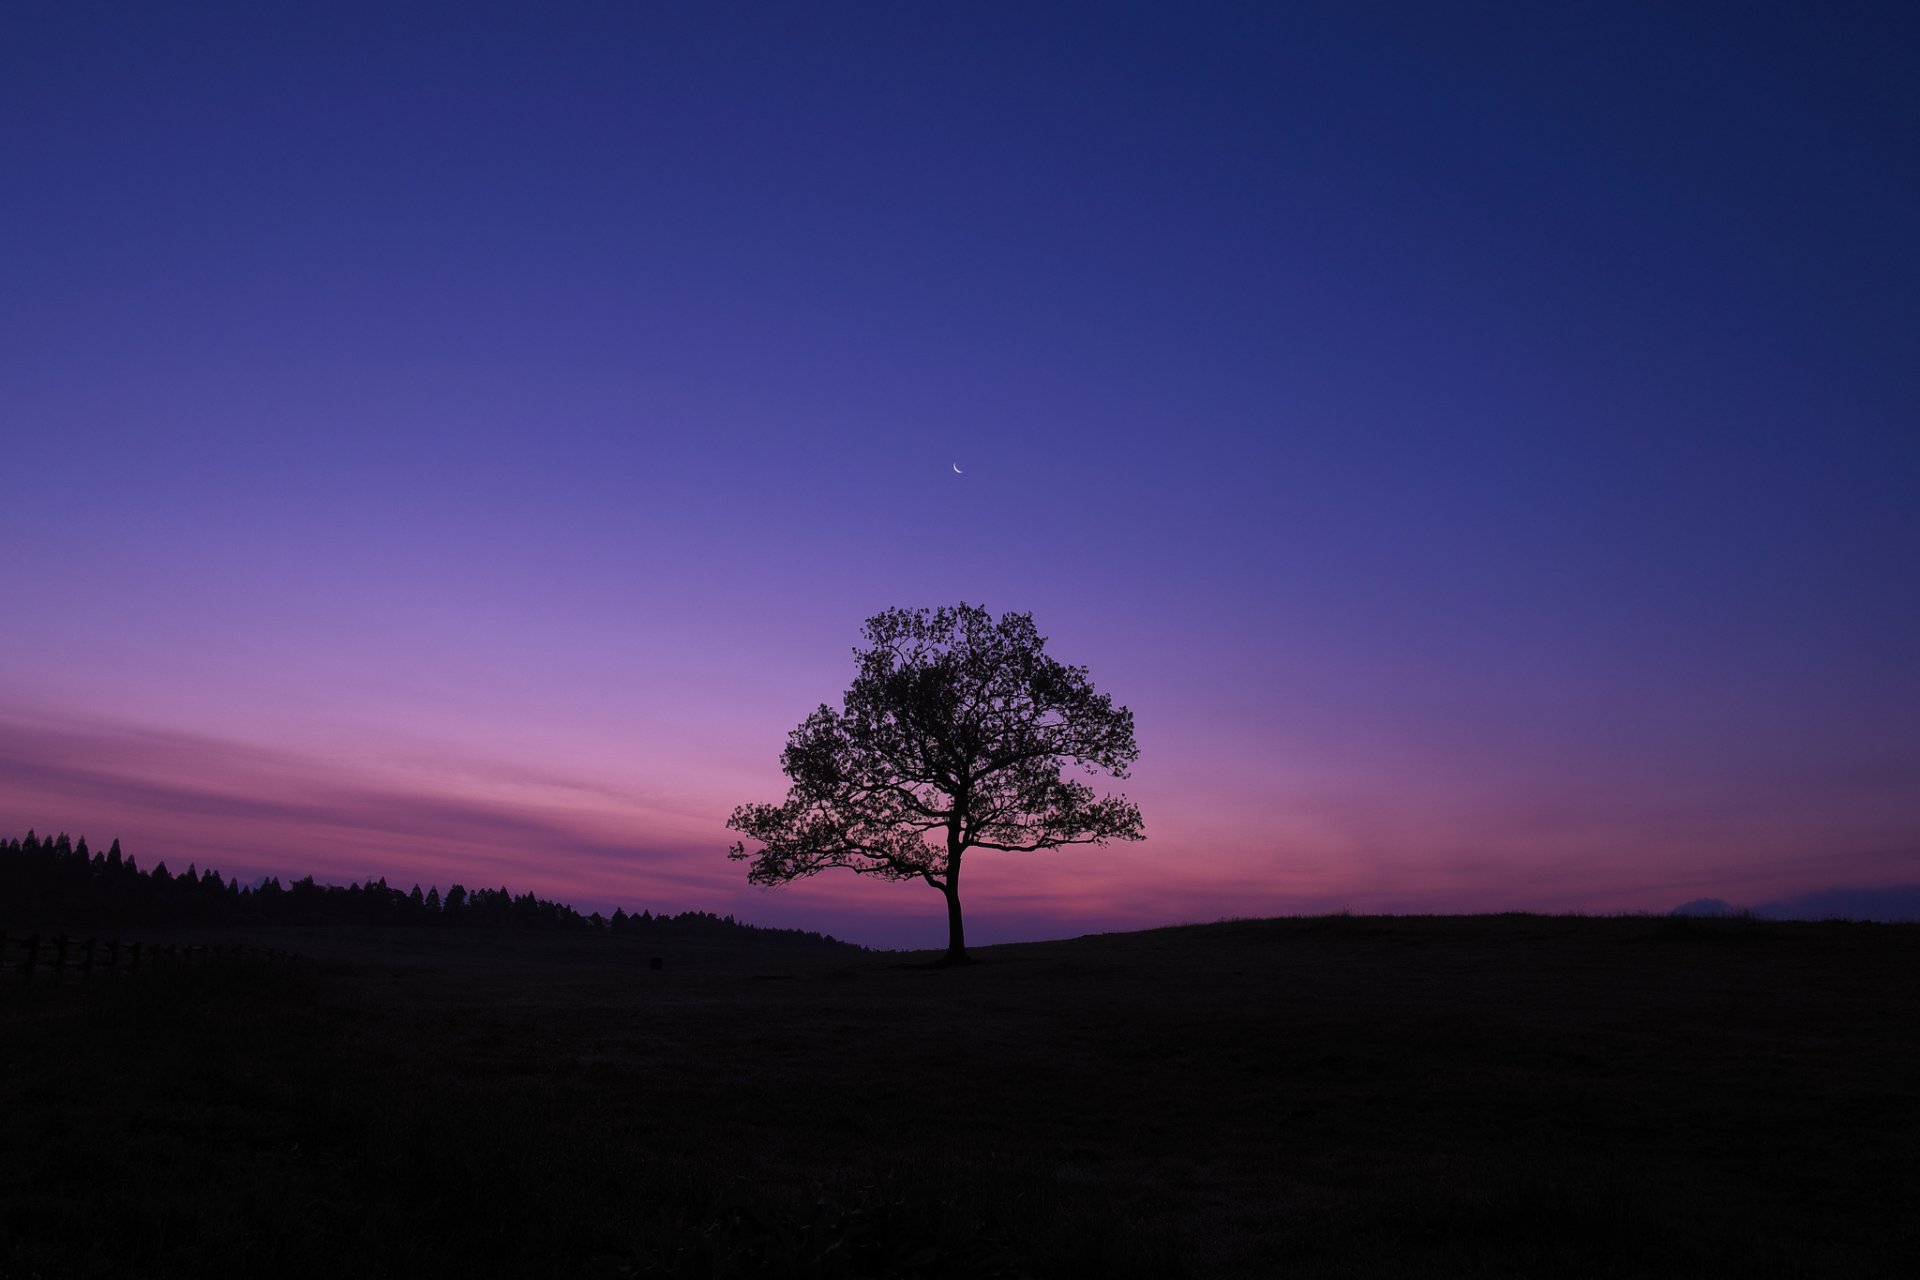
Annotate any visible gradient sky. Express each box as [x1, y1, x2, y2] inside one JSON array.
[[4, 2, 1917, 946]]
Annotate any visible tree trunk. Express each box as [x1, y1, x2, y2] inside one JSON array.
[[940, 883, 969, 965], [939, 827, 970, 966]]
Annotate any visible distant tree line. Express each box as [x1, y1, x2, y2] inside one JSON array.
[[1, 830, 853, 948]]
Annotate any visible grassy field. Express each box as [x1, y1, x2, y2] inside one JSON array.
[[3, 913, 1917, 1277]]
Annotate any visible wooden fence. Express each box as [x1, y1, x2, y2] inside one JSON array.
[[0, 931, 296, 983]]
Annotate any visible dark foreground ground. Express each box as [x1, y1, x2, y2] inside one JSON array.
[[3, 914, 1916, 1278]]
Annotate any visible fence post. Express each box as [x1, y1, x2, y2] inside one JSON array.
[[129, 942, 142, 974], [107, 938, 121, 975], [21, 935, 40, 981], [53, 935, 70, 983], [80, 937, 97, 979]]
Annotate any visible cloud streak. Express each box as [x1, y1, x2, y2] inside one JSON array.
[[6, 704, 1918, 949], [0, 711, 718, 906]]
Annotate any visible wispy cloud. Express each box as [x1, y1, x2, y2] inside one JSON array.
[[0, 710, 717, 903], [7, 706, 1917, 948]]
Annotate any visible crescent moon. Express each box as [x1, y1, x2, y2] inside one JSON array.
[[952, 463, 963, 474]]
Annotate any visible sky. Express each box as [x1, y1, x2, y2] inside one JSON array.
[[4, 2, 1917, 946]]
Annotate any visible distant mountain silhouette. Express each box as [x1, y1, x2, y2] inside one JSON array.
[[1673, 886, 1920, 923], [1755, 885, 1920, 923], [1, 829, 859, 948]]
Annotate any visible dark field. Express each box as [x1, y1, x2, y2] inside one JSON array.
[[4, 914, 1917, 1278]]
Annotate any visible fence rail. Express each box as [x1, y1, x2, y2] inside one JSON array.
[[0, 931, 296, 983]]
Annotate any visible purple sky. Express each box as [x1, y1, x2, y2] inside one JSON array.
[[4, 3, 1917, 947]]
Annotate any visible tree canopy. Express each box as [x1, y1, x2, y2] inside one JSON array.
[[727, 604, 1143, 962]]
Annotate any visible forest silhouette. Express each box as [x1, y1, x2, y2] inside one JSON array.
[[0, 829, 850, 947]]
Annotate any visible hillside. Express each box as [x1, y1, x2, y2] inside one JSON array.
[[4, 913, 1916, 1277]]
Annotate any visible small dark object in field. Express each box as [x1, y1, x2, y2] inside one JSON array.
[[650, 956, 664, 971]]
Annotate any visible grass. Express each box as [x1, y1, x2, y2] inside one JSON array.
[[3, 914, 1917, 1276]]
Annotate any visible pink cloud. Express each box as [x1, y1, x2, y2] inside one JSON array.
[[5, 702, 1917, 950]]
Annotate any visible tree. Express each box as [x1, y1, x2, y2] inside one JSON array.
[[727, 604, 1143, 964]]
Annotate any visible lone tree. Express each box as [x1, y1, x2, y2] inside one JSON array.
[[727, 604, 1143, 964]]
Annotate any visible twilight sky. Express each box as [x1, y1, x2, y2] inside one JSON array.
[[4, 2, 1917, 946]]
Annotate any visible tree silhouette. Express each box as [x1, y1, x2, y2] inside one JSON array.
[[727, 604, 1143, 964]]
